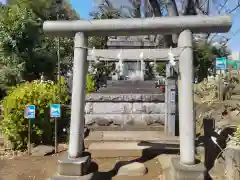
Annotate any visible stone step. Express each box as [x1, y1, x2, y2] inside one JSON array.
[[85, 130, 179, 157], [86, 125, 165, 132], [87, 141, 179, 158], [107, 80, 156, 88], [97, 80, 162, 94], [106, 84, 157, 88], [97, 87, 164, 94], [85, 130, 178, 142]]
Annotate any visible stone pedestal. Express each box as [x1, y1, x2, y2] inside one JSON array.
[[51, 152, 93, 180], [225, 141, 240, 180], [162, 156, 206, 180]]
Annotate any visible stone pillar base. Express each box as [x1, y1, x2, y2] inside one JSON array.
[[51, 152, 93, 180], [163, 156, 206, 180]]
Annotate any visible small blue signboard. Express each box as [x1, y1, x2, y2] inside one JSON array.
[[50, 104, 61, 118], [24, 105, 36, 119], [216, 57, 227, 70]]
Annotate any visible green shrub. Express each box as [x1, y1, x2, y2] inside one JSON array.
[[0, 79, 69, 150], [0, 74, 95, 150], [86, 74, 96, 93]]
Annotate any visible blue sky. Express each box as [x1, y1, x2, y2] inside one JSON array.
[[0, 0, 239, 51], [70, 0, 240, 51], [0, 0, 6, 4], [70, 0, 92, 20]]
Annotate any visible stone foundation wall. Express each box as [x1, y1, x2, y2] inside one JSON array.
[[85, 93, 165, 128]]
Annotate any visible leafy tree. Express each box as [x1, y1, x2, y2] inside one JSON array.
[[11, 0, 79, 75], [0, 5, 40, 95], [0, 1, 79, 98], [154, 40, 229, 81], [194, 40, 230, 82], [7, 0, 79, 20], [156, 63, 166, 76]]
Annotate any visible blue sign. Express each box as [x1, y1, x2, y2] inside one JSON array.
[[24, 105, 36, 119], [50, 104, 61, 118], [216, 57, 227, 70]]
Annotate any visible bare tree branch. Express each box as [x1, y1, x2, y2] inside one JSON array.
[[165, 0, 179, 44], [209, 0, 240, 43], [148, 0, 174, 47], [127, 0, 141, 17], [228, 3, 240, 13], [219, 0, 229, 13], [198, 0, 209, 14], [183, 0, 197, 15]]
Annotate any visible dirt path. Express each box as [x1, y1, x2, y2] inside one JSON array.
[[0, 154, 61, 180], [0, 152, 162, 180]]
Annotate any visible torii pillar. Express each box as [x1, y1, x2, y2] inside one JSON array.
[[43, 15, 232, 179]]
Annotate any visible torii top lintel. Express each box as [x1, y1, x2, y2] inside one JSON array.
[[43, 15, 232, 37]]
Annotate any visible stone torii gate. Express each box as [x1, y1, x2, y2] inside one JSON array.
[[43, 15, 232, 179]]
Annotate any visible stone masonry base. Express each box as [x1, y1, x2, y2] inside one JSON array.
[[159, 155, 206, 180], [85, 93, 165, 128], [51, 152, 93, 180]]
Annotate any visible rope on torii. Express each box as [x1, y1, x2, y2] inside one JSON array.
[[116, 49, 124, 77], [168, 46, 176, 66], [88, 46, 100, 75], [140, 52, 145, 79]]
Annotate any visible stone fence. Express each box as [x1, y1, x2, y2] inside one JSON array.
[[85, 93, 165, 129]]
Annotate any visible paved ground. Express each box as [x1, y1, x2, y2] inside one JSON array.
[[0, 151, 163, 180]]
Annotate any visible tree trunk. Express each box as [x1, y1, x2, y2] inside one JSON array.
[[165, 0, 179, 45], [135, 0, 141, 18], [148, 0, 174, 47], [183, 0, 210, 40], [183, 0, 197, 15]]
